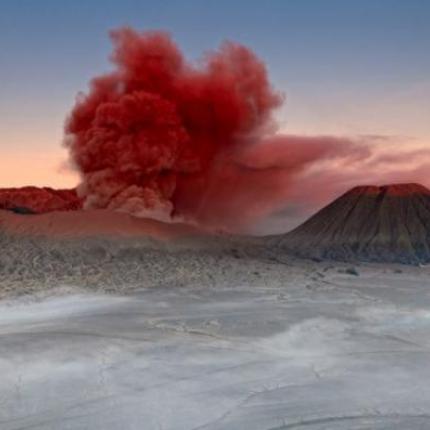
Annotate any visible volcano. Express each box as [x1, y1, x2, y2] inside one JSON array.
[[274, 183, 430, 264]]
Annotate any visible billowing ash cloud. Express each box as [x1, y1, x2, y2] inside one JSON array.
[[65, 27, 430, 232], [65, 28, 281, 227]]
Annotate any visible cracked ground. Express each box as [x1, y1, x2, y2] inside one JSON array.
[[1, 262, 430, 429]]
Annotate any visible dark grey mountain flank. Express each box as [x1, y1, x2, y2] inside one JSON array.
[[273, 183, 430, 264]]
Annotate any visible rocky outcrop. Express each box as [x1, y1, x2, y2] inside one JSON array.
[[0, 187, 82, 213]]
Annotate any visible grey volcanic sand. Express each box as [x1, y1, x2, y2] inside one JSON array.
[[1, 255, 430, 429], [1, 210, 430, 429], [0, 209, 269, 299]]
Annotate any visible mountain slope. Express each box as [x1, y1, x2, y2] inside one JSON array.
[[273, 183, 430, 264], [0, 187, 82, 213]]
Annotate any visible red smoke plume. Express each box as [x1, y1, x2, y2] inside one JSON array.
[[65, 28, 430, 231], [65, 28, 282, 228]]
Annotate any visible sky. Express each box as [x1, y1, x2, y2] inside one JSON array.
[[1, 0, 429, 189]]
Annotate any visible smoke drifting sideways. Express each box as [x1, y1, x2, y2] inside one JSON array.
[[64, 28, 413, 232]]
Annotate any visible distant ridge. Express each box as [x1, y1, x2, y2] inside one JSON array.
[[274, 183, 430, 264], [0, 187, 82, 213]]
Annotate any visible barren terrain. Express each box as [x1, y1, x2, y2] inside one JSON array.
[[1, 210, 430, 429]]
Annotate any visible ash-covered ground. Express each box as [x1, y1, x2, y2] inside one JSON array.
[[0, 231, 279, 300], [1, 228, 430, 429]]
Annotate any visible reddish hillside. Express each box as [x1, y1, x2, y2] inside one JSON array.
[[0, 209, 200, 241], [0, 187, 82, 213], [274, 183, 430, 264]]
